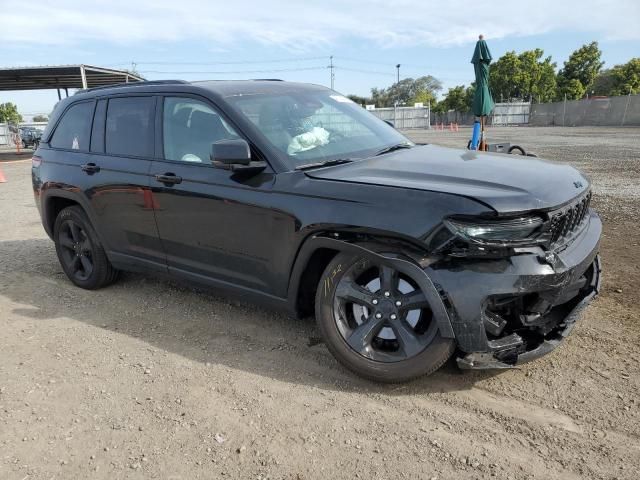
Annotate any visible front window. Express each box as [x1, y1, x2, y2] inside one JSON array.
[[226, 90, 412, 169], [163, 97, 240, 163]]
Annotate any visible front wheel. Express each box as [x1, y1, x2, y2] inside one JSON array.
[[315, 249, 455, 383]]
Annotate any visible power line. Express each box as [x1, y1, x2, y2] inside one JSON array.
[[108, 56, 327, 67], [334, 66, 395, 77], [139, 66, 327, 75], [335, 55, 431, 70]]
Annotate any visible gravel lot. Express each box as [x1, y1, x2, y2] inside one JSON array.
[[1, 126, 638, 480]]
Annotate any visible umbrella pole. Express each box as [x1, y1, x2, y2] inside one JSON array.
[[479, 116, 485, 151]]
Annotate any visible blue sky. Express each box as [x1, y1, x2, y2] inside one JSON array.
[[2, 0, 639, 120]]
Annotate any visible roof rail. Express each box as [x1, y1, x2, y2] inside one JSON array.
[[251, 78, 284, 81], [76, 79, 189, 94]]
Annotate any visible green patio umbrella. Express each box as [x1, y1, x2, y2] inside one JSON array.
[[471, 35, 494, 150]]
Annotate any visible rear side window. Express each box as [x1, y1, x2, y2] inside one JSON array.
[[105, 97, 155, 157], [50, 102, 94, 151]]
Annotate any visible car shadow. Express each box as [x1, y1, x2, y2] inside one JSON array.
[[0, 238, 504, 395]]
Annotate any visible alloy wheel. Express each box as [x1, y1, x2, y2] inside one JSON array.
[[333, 262, 438, 362], [58, 219, 94, 281]]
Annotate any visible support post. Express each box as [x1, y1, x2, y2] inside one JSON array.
[[394, 101, 398, 128], [80, 65, 88, 89], [563, 93, 567, 127], [56, 88, 61, 100], [621, 87, 632, 127]]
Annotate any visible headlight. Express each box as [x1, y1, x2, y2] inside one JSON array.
[[444, 216, 544, 245]]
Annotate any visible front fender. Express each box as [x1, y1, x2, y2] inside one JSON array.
[[287, 235, 455, 338]]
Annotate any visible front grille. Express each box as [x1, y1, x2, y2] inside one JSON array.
[[548, 191, 592, 244]]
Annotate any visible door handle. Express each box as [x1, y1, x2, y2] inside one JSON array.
[[154, 173, 182, 185], [81, 163, 100, 174]]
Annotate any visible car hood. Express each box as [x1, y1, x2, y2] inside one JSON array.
[[304, 144, 589, 213]]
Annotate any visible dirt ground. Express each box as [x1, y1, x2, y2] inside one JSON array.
[[0, 127, 638, 480]]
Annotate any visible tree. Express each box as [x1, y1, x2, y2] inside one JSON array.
[[557, 41, 604, 99], [435, 85, 473, 122], [33, 114, 49, 122], [370, 76, 442, 107], [592, 69, 616, 96], [557, 78, 586, 101], [610, 58, 640, 96], [439, 86, 469, 112], [490, 49, 557, 102], [489, 51, 520, 101], [346, 94, 370, 105], [463, 84, 475, 109], [519, 50, 557, 103], [0, 102, 22, 124]]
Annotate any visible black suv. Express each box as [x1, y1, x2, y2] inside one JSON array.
[[20, 127, 41, 149], [32, 80, 601, 382]]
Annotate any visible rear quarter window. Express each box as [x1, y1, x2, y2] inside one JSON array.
[[50, 101, 95, 151], [105, 97, 155, 158]]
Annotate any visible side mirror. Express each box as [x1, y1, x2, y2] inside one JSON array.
[[211, 138, 267, 175], [211, 139, 251, 166], [384, 120, 395, 128]]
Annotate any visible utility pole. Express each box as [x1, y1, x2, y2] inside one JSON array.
[[329, 56, 335, 90], [396, 64, 401, 84]]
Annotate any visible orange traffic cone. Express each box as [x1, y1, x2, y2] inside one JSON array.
[[142, 189, 159, 210], [0, 168, 6, 183]]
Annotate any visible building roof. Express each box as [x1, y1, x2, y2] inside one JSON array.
[[0, 64, 144, 91]]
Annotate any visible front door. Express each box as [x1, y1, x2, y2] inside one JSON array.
[[150, 96, 280, 294]]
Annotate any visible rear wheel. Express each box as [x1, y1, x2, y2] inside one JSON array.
[[53, 206, 119, 289], [315, 249, 455, 382]]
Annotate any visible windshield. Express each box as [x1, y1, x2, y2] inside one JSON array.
[[225, 90, 412, 169]]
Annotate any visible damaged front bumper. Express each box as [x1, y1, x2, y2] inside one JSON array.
[[428, 211, 602, 370]]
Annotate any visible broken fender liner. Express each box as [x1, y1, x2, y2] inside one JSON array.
[[457, 255, 601, 370]]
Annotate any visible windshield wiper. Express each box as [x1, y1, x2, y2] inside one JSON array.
[[295, 158, 354, 171], [375, 143, 413, 156]]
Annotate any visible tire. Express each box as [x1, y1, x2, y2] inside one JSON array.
[[508, 146, 525, 155], [315, 248, 455, 383], [53, 206, 119, 289]]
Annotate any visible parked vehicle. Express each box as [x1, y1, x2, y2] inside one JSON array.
[[31, 80, 601, 382], [19, 127, 41, 148]]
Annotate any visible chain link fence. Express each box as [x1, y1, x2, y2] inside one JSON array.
[[530, 94, 640, 127], [431, 102, 531, 126], [368, 106, 431, 129]]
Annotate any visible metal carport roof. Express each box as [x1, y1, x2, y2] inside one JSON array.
[[0, 64, 144, 98]]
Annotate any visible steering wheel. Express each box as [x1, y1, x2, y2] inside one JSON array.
[[328, 128, 346, 141]]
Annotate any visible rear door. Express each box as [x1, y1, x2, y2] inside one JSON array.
[[84, 95, 165, 271], [149, 95, 281, 294]]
